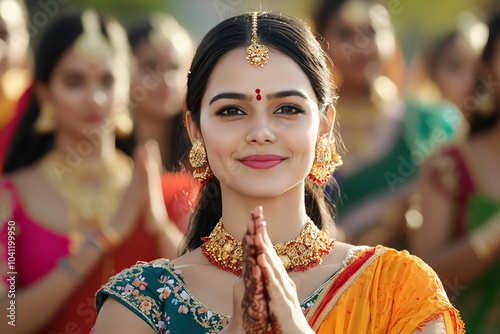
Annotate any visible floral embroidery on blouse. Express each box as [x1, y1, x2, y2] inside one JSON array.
[[96, 258, 338, 333]]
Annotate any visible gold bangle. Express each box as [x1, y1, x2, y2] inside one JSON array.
[[57, 257, 84, 284]]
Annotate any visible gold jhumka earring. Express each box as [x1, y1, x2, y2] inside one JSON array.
[[34, 103, 56, 134], [189, 140, 213, 184], [308, 136, 343, 185], [246, 12, 269, 68], [114, 106, 133, 137]]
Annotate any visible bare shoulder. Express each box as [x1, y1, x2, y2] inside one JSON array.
[[5, 165, 45, 194], [94, 298, 155, 334], [170, 247, 208, 267]]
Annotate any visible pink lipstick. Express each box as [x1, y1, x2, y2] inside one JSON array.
[[239, 154, 285, 169]]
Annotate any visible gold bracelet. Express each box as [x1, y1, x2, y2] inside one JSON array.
[[57, 257, 84, 284], [469, 213, 500, 262]]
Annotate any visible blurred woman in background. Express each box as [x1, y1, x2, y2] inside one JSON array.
[[411, 12, 488, 119], [126, 13, 193, 171], [126, 14, 199, 232], [410, 12, 500, 333], [313, 0, 463, 248], [0, 0, 31, 172], [0, 10, 183, 333]]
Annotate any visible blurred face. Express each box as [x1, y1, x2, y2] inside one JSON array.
[[43, 47, 117, 139], [190, 48, 321, 199], [489, 39, 500, 101], [0, 17, 8, 77], [131, 39, 185, 118], [322, 12, 381, 90], [433, 38, 477, 111]]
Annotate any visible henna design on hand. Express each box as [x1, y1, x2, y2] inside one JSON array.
[[242, 218, 269, 334]]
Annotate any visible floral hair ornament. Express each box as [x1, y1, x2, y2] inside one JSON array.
[[74, 10, 112, 62], [246, 12, 269, 68]]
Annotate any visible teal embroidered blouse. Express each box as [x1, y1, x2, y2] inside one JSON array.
[[95, 258, 337, 334]]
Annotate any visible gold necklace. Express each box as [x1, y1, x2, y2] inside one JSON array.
[[39, 150, 133, 253], [201, 217, 335, 276]]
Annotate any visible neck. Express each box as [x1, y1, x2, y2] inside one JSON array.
[[219, 182, 308, 243], [54, 127, 116, 160], [134, 110, 174, 168]]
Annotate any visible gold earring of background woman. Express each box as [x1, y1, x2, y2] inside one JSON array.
[[34, 103, 56, 134]]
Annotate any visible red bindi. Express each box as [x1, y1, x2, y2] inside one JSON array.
[[255, 89, 262, 101]]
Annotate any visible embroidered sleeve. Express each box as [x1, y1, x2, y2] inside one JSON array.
[[96, 259, 171, 334]]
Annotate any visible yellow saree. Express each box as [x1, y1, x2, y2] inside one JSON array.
[[307, 246, 464, 333]]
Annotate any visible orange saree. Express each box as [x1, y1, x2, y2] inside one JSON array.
[[308, 246, 464, 333]]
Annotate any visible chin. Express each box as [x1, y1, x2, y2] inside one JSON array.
[[220, 175, 304, 200]]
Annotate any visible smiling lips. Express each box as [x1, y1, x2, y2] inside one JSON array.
[[239, 154, 285, 169]]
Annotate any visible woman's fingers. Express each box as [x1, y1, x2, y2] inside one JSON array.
[[253, 212, 295, 300], [241, 223, 269, 334]]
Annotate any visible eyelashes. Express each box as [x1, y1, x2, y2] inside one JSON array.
[[215, 104, 305, 117], [216, 106, 245, 116]]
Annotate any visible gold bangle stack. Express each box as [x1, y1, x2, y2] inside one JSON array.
[[469, 213, 500, 262]]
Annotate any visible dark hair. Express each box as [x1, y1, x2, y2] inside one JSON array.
[[469, 13, 500, 136], [429, 31, 459, 82], [182, 12, 338, 253], [127, 20, 153, 51], [3, 11, 129, 173], [313, 0, 346, 36]]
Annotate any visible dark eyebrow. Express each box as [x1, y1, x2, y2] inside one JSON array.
[[209, 92, 252, 105], [266, 90, 309, 101]]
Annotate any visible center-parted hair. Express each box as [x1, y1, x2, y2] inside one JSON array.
[[182, 12, 339, 253]]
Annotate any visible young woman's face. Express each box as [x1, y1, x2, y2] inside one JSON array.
[[193, 48, 321, 198], [130, 39, 185, 118], [45, 47, 117, 139], [489, 38, 500, 101], [433, 38, 477, 112], [322, 12, 382, 89]]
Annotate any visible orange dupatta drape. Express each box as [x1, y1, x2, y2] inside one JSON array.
[[307, 246, 464, 333]]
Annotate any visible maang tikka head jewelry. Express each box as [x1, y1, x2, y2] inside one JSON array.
[[73, 10, 112, 62], [308, 135, 343, 185], [246, 12, 269, 68], [189, 140, 213, 184]]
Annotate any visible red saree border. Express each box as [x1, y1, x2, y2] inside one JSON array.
[[307, 245, 387, 331]]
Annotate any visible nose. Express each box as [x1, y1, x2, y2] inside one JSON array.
[[245, 113, 277, 144], [91, 90, 107, 106]]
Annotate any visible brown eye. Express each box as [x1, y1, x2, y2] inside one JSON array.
[[217, 106, 245, 116], [275, 105, 304, 115], [101, 73, 114, 89], [64, 75, 83, 88]]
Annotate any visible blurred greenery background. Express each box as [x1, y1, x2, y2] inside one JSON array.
[[23, 0, 500, 62]]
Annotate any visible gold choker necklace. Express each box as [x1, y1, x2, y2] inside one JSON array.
[[201, 217, 334, 276]]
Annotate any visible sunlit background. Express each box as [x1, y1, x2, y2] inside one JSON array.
[[21, 0, 500, 59]]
